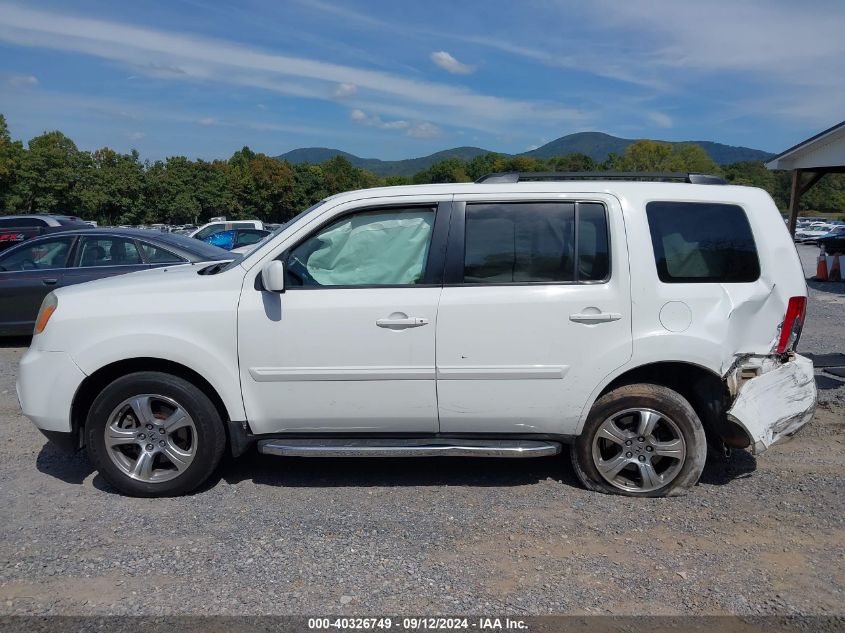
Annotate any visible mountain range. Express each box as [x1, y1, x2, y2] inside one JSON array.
[[275, 132, 774, 177]]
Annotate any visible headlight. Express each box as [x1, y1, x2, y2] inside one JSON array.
[[34, 292, 58, 334]]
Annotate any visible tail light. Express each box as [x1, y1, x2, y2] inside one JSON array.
[[775, 296, 807, 355]]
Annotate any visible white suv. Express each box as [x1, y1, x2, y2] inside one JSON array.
[[16, 173, 817, 497]]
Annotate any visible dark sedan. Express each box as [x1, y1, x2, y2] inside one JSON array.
[[0, 228, 231, 336], [818, 228, 845, 255]]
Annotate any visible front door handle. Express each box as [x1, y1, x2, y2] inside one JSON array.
[[42, 278, 58, 286], [569, 312, 622, 323], [376, 316, 429, 329]]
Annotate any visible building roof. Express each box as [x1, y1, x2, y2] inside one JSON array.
[[765, 120, 845, 171]]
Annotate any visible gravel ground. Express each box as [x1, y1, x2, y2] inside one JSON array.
[[797, 244, 845, 406], [0, 244, 843, 616]]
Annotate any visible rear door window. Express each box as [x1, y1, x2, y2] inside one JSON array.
[[462, 201, 609, 284], [646, 202, 759, 283], [77, 236, 143, 267]]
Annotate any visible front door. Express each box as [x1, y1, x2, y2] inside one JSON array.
[[238, 198, 451, 435], [0, 235, 75, 334], [436, 194, 632, 436]]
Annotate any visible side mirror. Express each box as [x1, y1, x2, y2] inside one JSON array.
[[261, 260, 286, 293]]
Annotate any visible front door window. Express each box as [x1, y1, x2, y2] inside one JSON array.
[[286, 207, 435, 287]]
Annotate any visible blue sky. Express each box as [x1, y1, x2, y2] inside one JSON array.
[[0, 0, 843, 161]]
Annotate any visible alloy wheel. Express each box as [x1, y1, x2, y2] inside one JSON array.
[[591, 407, 686, 493], [104, 394, 197, 483]]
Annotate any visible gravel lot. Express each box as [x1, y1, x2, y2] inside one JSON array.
[[0, 244, 843, 617]]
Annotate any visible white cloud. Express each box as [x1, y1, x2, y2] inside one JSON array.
[[430, 51, 475, 75], [577, 0, 845, 122], [0, 4, 584, 134], [408, 121, 442, 139], [333, 82, 358, 98], [303, 0, 845, 127], [256, 103, 267, 110], [4, 73, 38, 89], [525, 144, 539, 151], [349, 108, 409, 130], [647, 111, 672, 128], [1, 87, 371, 151], [351, 109, 441, 139], [588, 0, 844, 80], [196, 117, 217, 126], [128, 131, 145, 140]]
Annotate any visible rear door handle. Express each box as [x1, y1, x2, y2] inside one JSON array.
[[569, 312, 622, 323], [42, 278, 58, 286], [376, 316, 429, 329]]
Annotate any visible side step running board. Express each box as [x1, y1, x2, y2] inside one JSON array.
[[257, 438, 561, 458]]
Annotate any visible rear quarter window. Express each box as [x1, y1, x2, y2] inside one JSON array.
[[645, 201, 760, 283]]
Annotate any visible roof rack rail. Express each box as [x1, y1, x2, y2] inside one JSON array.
[[475, 171, 728, 185]]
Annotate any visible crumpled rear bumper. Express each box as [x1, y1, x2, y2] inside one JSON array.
[[726, 354, 816, 454]]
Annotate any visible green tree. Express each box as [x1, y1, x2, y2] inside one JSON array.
[[17, 130, 87, 213], [0, 114, 25, 212], [610, 140, 720, 174], [76, 148, 145, 225], [320, 155, 380, 194], [242, 154, 296, 222], [412, 158, 470, 184], [193, 159, 235, 220], [143, 157, 202, 224], [498, 155, 547, 173], [548, 152, 597, 172], [292, 163, 330, 212], [465, 153, 504, 180]]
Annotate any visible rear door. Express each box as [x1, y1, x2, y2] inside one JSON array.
[[435, 193, 632, 436]]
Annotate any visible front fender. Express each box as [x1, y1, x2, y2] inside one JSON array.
[[70, 333, 246, 423]]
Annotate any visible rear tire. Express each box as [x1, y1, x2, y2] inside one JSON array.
[[85, 371, 226, 497], [571, 383, 707, 497]]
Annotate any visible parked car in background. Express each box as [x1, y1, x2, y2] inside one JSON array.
[[795, 223, 841, 243], [817, 227, 845, 254], [0, 214, 91, 253], [0, 228, 231, 336], [794, 222, 838, 243], [189, 219, 264, 241], [202, 228, 270, 251], [16, 173, 816, 498]]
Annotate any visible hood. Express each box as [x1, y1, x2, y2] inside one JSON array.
[[54, 260, 235, 300]]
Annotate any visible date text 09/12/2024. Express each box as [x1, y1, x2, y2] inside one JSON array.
[[307, 617, 529, 630]]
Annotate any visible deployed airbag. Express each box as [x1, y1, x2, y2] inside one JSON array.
[[294, 209, 435, 286]]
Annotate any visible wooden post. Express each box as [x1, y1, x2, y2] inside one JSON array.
[[787, 169, 801, 236]]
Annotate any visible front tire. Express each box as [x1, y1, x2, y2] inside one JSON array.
[[571, 383, 707, 497], [86, 372, 226, 497]]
